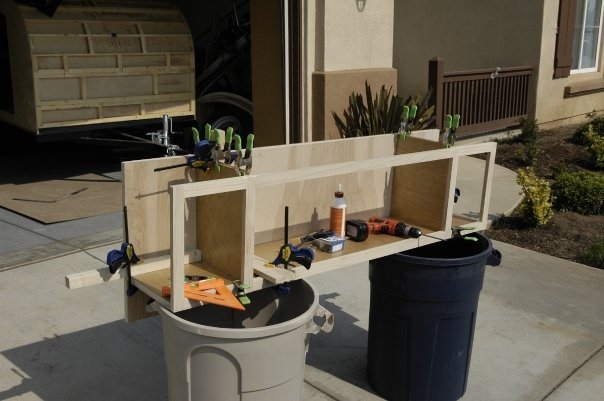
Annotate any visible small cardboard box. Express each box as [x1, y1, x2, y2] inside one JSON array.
[[314, 236, 346, 253]]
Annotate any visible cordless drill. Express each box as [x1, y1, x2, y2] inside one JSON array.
[[367, 216, 422, 238]]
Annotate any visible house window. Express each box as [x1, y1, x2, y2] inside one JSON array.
[[572, 0, 604, 72]]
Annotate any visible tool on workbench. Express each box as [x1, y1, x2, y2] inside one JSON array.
[[398, 104, 418, 139], [271, 206, 314, 269], [161, 278, 245, 310], [232, 280, 251, 305], [153, 138, 215, 172], [345, 219, 369, 242], [106, 206, 141, 296], [222, 127, 234, 164], [233, 133, 254, 174], [422, 226, 479, 243], [441, 114, 461, 147], [299, 229, 335, 244], [368, 216, 422, 238]]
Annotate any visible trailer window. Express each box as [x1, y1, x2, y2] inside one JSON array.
[[0, 12, 14, 113]]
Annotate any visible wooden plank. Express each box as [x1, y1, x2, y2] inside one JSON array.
[[65, 250, 202, 289]]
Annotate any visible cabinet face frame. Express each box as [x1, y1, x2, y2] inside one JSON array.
[[164, 136, 497, 313]]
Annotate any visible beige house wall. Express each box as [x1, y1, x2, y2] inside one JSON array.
[[536, 1, 604, 129], [392, 0, 604, 130], [305, 0, 396, 141], [393, 0, 543, 110]]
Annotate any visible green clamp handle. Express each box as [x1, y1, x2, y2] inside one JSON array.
[[409, 105, 418, 119], [204, 123, 212, 141], [234, 134, 242, 153], [444, 114, 452, 130], [225, 127, 233, 149], [401, 105, 409, 120], [452, 114, 461, 130], [191, 127, 200, 145], [245, 134, 254, 159]]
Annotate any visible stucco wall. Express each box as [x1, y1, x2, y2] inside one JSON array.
[[393, 0, 604, 130], [316, 0, 394, 71], [306, 0, 396, 141], [393, 0, 543, 101]]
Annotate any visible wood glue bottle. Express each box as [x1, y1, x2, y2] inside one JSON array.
[[329, 184, 346, 237]]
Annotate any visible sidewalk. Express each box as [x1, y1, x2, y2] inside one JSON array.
[[1, 137, 603, 400]]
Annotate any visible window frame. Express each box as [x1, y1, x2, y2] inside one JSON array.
[[571, 0, 604, 74]]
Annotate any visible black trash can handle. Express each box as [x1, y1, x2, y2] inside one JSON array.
[[487, 249, 502, 266]]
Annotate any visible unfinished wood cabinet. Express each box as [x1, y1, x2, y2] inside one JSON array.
[[107, 133, 496, 321]]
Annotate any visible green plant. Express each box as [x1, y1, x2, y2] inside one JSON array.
[[400, 89, 435, 133], [516, 116, 539, 144], [572, 115, 604, 145], [514, 142, 542, 166], [552, 170, 604, 214], [577, 238, 604, 269], [332, 81, 435, 138], [516, 167, 554, 226], [584, 124, 604, 169]]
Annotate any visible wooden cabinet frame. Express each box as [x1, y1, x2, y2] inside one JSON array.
[[66, 132, 496, 322]]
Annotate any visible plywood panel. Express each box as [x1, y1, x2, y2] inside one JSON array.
[[31, 36, 88, 54], [103, 104, 141, 118], [170, 53, 192, 67], [122, 156, 197, 258], [391, 137, 451, 231], [38, 78, 81, 101], [157, 73, 191, 94], [41, 107, 98, 123], [91, 36, 143, 54], [68, 55, 118, 69], [25, 20, 84, 34], [145, 100, 192, 113], [141, 22, 190, 35], [36, 56, 63, 70], [145, 36, 192, 53], [86, 75, 153, 98], [123, 54, 167, 68], [86, 21, 139, 34]]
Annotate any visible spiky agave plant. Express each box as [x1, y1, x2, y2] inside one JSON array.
[[332, 81, 435, 138]]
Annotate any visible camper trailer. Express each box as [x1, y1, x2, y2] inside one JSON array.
[[0, 0, 195, 139]]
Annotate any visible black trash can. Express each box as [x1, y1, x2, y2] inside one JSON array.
[[367, 233, 501, 401]]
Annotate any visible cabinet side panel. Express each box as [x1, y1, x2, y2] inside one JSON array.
[[391, 137, 451, 231], [196, 190, 245, 281]]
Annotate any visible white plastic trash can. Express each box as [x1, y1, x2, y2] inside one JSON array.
[[157, 279, 334, 401]]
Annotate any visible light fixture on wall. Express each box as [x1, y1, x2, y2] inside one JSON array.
[[356, 0, 367, 12]]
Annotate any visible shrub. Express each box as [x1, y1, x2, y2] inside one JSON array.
[[514, 142, 542, 166], [516, 116, 539, 144], [577, 238, 604, 270], [584, 124, 604, 169], [516, 167, 554, 226], [572, 116, 604, 145], [552, 171, 604, 215]]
